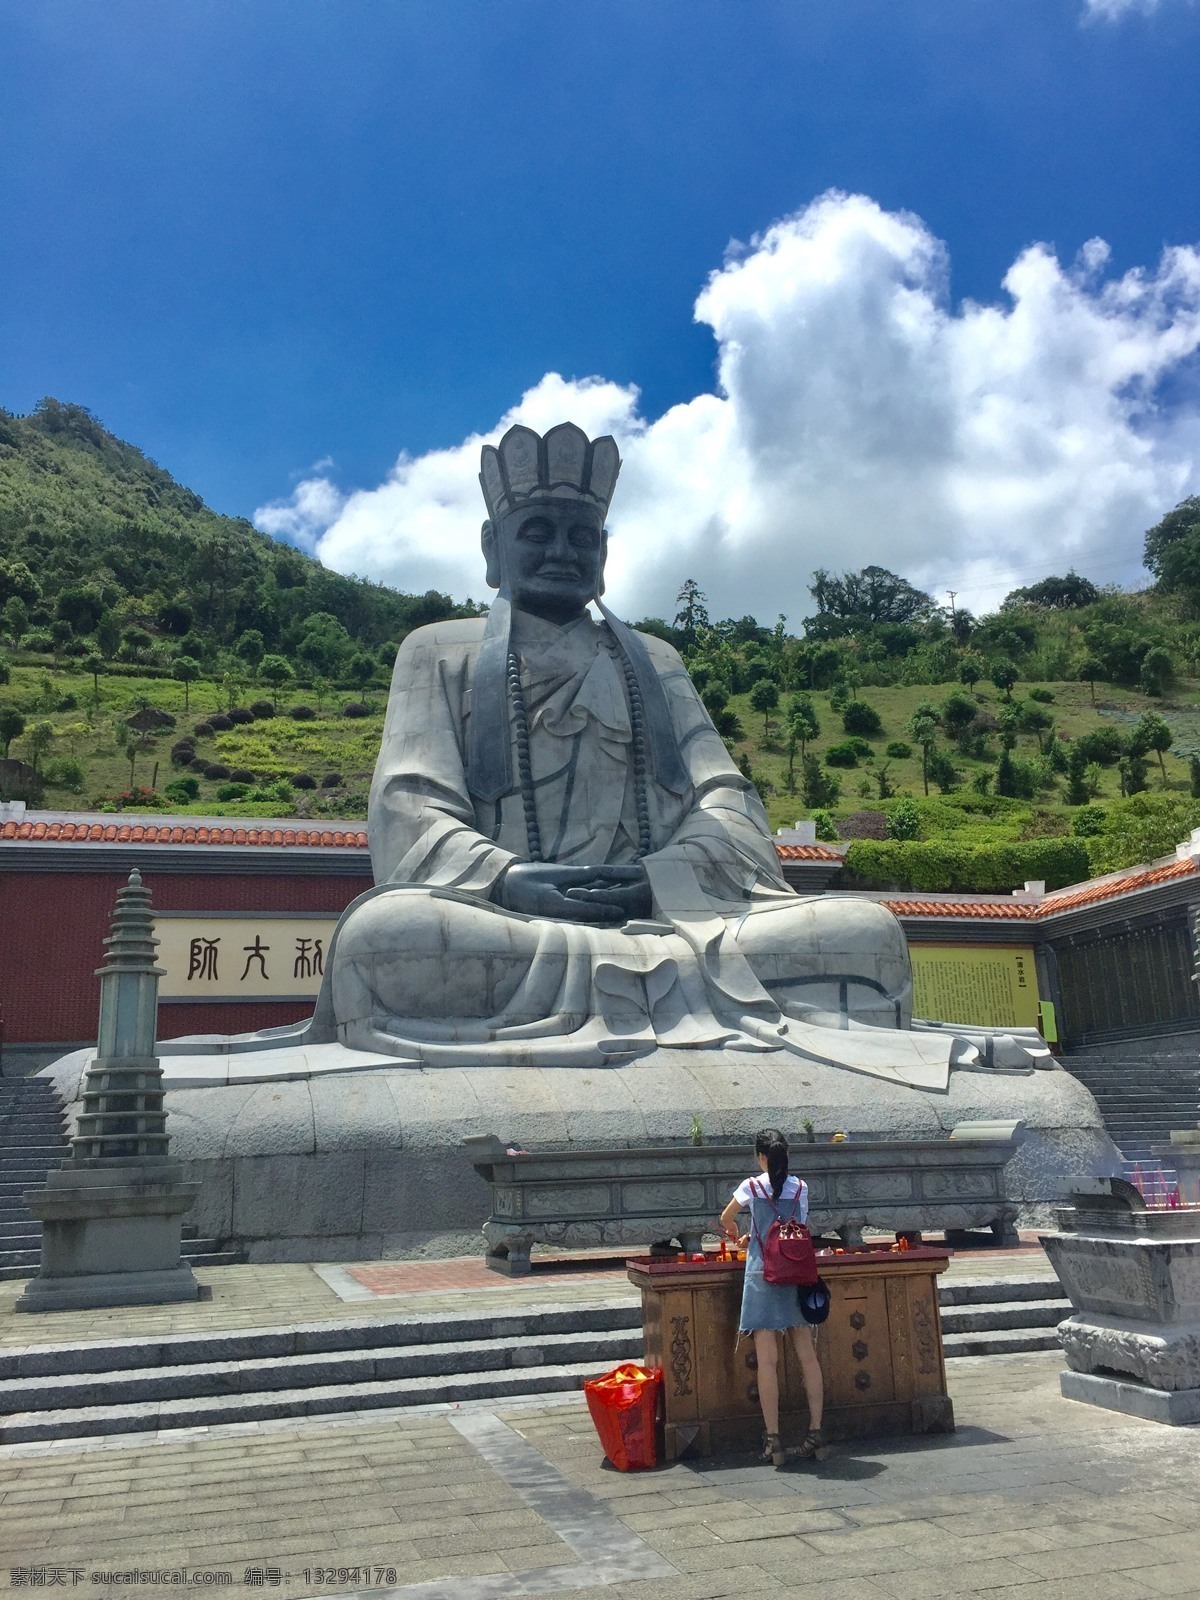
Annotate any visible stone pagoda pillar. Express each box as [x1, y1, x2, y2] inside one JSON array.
[[16, 870, 203, 1311]]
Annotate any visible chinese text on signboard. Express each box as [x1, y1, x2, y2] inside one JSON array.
[[154, 916, 341, 1000]]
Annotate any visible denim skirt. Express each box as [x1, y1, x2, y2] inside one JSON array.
[[738, 1190, 802, 1333]]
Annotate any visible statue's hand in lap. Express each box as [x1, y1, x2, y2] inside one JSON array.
[[495, 863, 652, 925]]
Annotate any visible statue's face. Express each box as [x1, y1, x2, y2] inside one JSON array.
[[483, 498, 607, 624]]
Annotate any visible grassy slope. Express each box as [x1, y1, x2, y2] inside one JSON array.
[[8, 658, 1198, 836]]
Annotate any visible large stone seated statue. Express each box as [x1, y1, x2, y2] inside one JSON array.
[[308, 421, 1044, 1092], [44, 421, 1112, 1261]]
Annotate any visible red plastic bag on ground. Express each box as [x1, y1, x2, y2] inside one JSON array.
[[584, 1363, 662, 1470]]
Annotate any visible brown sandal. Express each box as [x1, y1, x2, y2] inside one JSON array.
[[761, 1432, 786, 1468], [792, 1426, 827, 1461]]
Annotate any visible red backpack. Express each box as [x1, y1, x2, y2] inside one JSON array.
[[749, 1177, 819, 1287]]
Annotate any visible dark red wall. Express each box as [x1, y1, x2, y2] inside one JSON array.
[[0, 870, 365, 1042]]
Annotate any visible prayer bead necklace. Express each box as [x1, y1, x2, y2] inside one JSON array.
[[506, 627, 652, 863]]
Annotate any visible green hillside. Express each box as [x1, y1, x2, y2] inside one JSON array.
[[3, 397, 1200, 892]]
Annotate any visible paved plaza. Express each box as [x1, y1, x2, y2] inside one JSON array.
[[1, 1254, 1198, 1600]]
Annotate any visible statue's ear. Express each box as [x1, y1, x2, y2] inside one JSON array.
[[481, 520, 501, 590], [597, 528, 609, 597]]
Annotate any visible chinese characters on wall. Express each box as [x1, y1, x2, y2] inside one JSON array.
[[156, 916, 341, 999]]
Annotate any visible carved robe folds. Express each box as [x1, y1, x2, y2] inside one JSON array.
[[319, 609, 990, 1090]]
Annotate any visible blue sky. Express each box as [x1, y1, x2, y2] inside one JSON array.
[[3, 0, 1200, 619]]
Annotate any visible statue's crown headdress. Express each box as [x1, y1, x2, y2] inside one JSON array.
[[479, 422, 621, 522]]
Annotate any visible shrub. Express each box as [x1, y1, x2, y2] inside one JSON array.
[[291, 771, 317, 789], [842, 700, 883, 737], [228, 767, 256, 784], [249, 700, 275, 719], [170, 740, 195, 766], [844, 837, 1089, 893], [824, 741, 861, 768], [837, 809, 889, 840], [1073, 726, 1124, 767], [320, 772, 343, 788], [42, 757, 85, 792], [20, 631, 54, 653], [809, 808, 838, 841], [192, 720, 215, 737], [186, 753, 209, 769], [164, 776, 200, 803], [204, 762, 231, 780], [208, 713, 233, 731], [55, 692, 78, 712], [288, 704, 317, 721], [1028, 687, 1055, 703], [342, 701, 371, 718], [228, 707, 255, 725], [1071, 804, 1108, 838], [215, 782, 250, 801], [885, 741, 912, 760]]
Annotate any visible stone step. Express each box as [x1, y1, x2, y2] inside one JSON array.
[[938, 1276, 1062, 1306], [942, 1327, 1061, 1358], [0, 1328, 640, 1415], [939, 1298, 1067, 1335], [0, 1303, 643, 1379], [0, 1358, 618, 1445]]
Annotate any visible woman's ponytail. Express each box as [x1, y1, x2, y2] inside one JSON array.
[[755, 1127, 789, 1200]]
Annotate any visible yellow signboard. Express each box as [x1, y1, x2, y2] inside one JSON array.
[[155, 914, 340, 1001], [909, 944, 1040, 1029]]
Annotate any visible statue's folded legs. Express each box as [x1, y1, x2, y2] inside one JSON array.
[[329, 885, 914, 1055]]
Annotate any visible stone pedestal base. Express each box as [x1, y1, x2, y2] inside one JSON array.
[[16, 1162, 202, 1313], [16, 1265, 208, 1312], [1059, 1369, 1200, 1425], [1059, 1314, 1200, 1393]]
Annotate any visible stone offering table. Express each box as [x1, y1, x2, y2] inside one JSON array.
[[1042, 1194, 1200, 1425], [467, 1126, 1023, 1274], [627, 1246, 954, 1460]]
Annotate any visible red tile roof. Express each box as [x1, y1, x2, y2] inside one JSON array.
[[880, 898, 1039, 920], [1, 815, 1194, 921], [0, 819, 368, 848]]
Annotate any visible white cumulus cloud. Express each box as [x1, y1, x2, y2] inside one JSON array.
[[255, 191, 1200, 623]]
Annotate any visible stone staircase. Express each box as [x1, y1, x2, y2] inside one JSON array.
[[1063, 1046, 1200, 1166], [0, 1074, 241, 1281], [0, 1274, 1070, 1444]]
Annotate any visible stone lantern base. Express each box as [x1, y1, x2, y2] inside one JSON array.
[[1041, 1201, 1200, 1428], [15, 1163, 204, 1313]]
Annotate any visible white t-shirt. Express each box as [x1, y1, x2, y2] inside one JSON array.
[[733, 1173, 809, 1222]]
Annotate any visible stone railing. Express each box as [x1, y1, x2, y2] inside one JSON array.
[[464, 1121, 1025, 1274]]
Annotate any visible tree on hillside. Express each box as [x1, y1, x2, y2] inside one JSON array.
[[259, 654, 295, 711], [24, 721, 54, 775], [348, 652, 377, 693], [0, 707, 25, 758], [235, 629, 265, 678], [958, 652, 984, 688], [800, 754, 840, 810], [1003, 572, 1100, 610], [172, 655, 201, 712], [83, 651, 106, 704], [1144, 495, 1200, 592], [673, 579, 710, 648], [990, 659, 1018, 700], [940, 690, 978, 751], [2, 597, 28, 644], [907, 703, 940, 796], [1140, 646, 1172, 698], [750, 677, 779, 738], [806, 565, 935, 636], [1132, 711, 1173, 784], [1077, 655, 1104, 705], [55, 586, 104, 635]]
